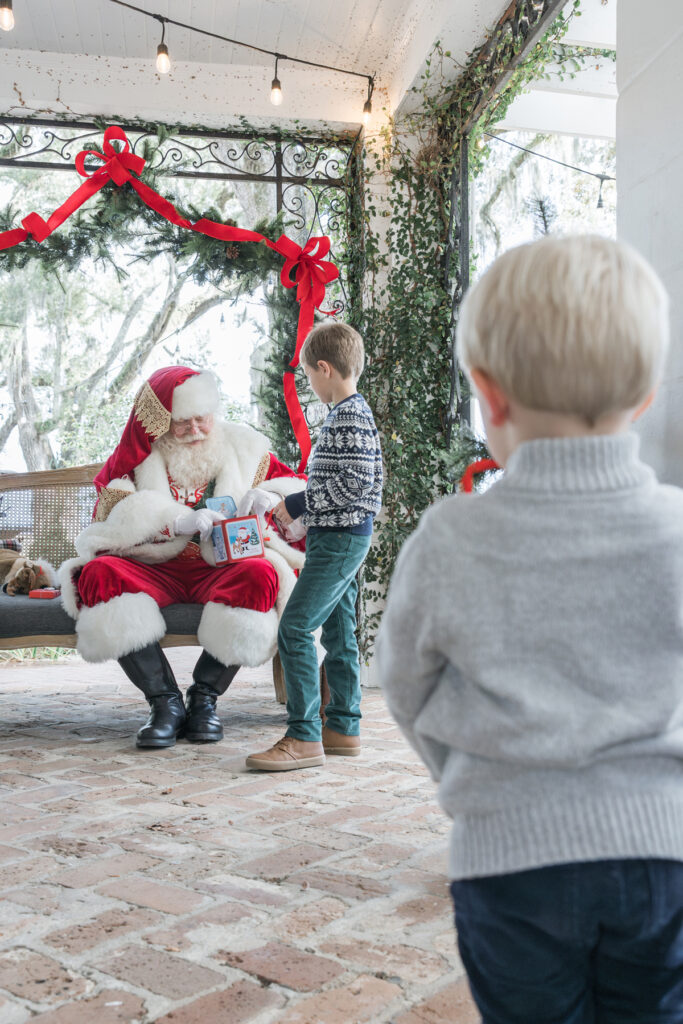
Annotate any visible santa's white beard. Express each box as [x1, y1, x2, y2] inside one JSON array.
[[154, 425, 224, 488]]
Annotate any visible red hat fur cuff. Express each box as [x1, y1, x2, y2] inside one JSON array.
[[171, 372, 220, 420]]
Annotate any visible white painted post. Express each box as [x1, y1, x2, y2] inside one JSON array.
[[617, 1, 683, 483]]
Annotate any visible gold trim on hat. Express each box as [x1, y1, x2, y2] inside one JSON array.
[[134, 381, 172, 440], [251, 452, 271, 488]]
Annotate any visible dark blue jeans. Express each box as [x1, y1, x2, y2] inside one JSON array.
[[451, 860, 683, 1024]]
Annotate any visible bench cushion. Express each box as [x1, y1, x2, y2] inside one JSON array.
[[0, 591, 203, 640]]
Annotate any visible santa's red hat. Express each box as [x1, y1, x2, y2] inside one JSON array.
[[94, 366, 220, 493]]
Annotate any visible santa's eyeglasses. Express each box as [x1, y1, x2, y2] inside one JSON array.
[[170, 415, 213, 435]]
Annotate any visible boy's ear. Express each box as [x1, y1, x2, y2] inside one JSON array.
[[631, 387, 657, 421], [317, 360, 333, 378], [470, 369, 510, 427]]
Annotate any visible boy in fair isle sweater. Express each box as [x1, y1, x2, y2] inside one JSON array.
[[247, 321, 382, 771], [377, 236, 683, 1022]]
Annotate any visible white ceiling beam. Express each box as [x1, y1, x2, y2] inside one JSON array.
[[497, 90, 615, 138], [563, 0, 616, 48]]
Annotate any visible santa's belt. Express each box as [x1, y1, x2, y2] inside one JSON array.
[[176, 541, 203, 561]]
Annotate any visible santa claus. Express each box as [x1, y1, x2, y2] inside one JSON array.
[[59, 366, 306, 750]]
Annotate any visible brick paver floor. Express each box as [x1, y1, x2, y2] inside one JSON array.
[[0, 650, 477, 1023]]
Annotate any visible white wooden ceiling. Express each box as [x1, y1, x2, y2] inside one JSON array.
[[0, 0, 510, 126], [4, 0, 408, 76], [0, 0, 616, 133]]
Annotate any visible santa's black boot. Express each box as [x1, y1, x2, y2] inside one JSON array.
[[184, 651, 239, 743], [118, 642, 186, 749]]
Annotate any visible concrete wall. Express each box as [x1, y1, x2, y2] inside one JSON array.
[[617, 1, 683, 483]]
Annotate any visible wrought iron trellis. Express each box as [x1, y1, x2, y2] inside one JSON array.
[[0, 115, 356, 245]]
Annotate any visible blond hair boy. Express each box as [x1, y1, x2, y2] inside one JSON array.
[[378, 235, 682, 1023]]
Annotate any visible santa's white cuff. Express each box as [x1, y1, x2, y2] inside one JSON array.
[[197, 604, 278, 667], [76, 592, 166, 662]]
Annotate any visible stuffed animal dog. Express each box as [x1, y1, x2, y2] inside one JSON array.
[[0, 549, 57, 596]]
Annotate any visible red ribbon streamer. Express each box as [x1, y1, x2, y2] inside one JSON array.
[[0, 125, 339, 471], [460, 458, 500, 493]]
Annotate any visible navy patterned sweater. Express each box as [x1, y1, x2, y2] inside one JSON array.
[[284, 393, 383, 535]]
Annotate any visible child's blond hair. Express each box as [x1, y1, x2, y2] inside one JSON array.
[[457, 235, 670, 424], [300, 321, 365, 380]]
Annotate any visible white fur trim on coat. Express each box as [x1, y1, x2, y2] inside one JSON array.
[[171, 372, 220, 420], [107, 478, 136, 493], [198, 604, 279, 667], [212, 422, 271, 502], [132, 448, 171, 494], [75, 490, 187, 564], [76, 592, 166, 662], [58, 556, 88, 618], [258, 476, 307, 500], [264, 534, 305, 573]]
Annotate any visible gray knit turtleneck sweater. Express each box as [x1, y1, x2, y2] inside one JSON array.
[[377, 433, 683, 879]]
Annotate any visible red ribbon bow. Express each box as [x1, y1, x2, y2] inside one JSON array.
[[276, 234, 338, 309], [74, 125, 146, 185], [20, 127, 147, 244]]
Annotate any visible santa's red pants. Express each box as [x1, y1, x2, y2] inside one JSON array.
[[77, 555, 278, 612]]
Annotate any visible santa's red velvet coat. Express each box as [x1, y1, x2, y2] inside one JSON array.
[[59, 420, 307, 667]]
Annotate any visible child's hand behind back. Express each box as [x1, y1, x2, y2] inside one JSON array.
[[272, 500, 294, 526]]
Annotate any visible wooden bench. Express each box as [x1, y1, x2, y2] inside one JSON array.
[[0, 464, 288, 702]]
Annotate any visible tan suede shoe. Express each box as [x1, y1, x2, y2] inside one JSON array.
[[322, 725, 361, 757], [245, 736, 325, 772]]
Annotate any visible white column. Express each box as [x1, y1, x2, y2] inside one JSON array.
[[358, 115, 391, 689], [617, 1, 683, 483]]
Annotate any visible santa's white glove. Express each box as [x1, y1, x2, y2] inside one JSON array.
[[173, 508, 225, 542], [237, 487, 279, 520]]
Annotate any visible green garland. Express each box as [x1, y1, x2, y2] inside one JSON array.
[[0, 166, 285, 288]]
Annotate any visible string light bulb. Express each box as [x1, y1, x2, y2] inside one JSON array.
[[156, 43, 171, 73], [155, 18, 171, 74], [362, 78, 374, 126], [596, 176, 605, 209], [270, 56, 283, 106], [0, 0, 14, 32]]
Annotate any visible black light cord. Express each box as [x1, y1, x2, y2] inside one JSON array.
[[109, 0, 374, 93], [482, 130, 615, 184]]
